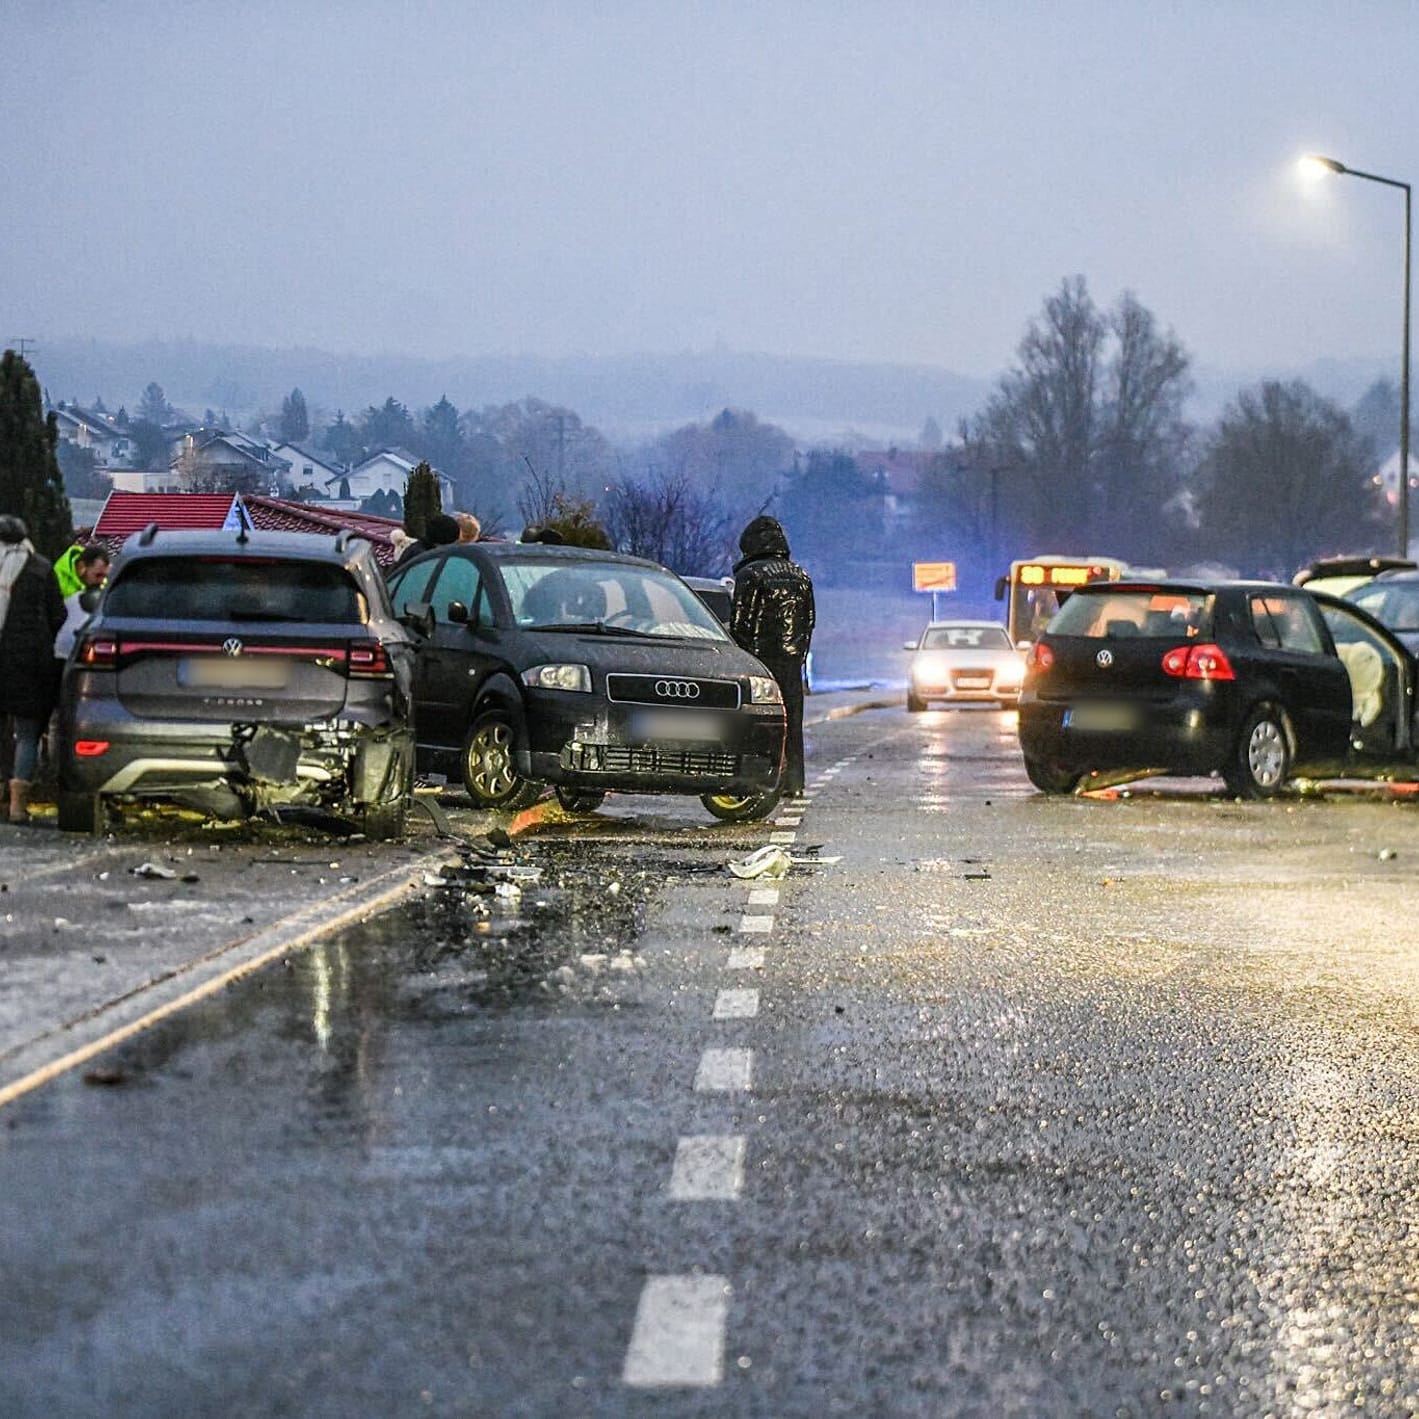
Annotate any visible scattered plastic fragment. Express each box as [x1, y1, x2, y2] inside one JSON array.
[[129, 862, 176, 879], [728, 845, 791, 880], [1379, 847, 1398, 861]]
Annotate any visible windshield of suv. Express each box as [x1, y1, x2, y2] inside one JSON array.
[[1048, 589, 1213, 639], [500, 560, 729, 640], [105, 557, 368, 623]]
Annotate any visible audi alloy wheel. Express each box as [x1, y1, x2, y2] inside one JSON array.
[[461, 709, 544, 810]]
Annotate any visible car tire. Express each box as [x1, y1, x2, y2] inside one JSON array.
[[701, 789, 782, 823], [1022, 756, 1081, 794], [1223, 703, 1292, 798], [462, 709, 544, 810], [907, 692, 927, 713], [57, 790, 104, 834], [555, 786, 606, 814]]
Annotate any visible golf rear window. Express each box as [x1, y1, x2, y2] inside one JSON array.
[[1048, 590, 1213, 640], [106, 558, 367, 623]]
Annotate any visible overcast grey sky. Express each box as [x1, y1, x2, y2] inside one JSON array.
[[4, 0, 1416, 380]]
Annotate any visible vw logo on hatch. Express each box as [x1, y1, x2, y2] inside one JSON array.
[[223, 637, 244, 657], [654, 679, 701, 700], [1096, 648, 1114, 668]]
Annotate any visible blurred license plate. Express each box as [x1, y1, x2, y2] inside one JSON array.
[[1063, 703, 1136, 731], [632, 710, 721, 741], [179, 657, 290, 689], [955, 675, 990, 689]]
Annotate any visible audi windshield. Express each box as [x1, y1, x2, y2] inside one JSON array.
[[498, 558, 729, 641]]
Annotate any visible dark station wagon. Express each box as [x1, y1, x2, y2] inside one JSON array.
[[387, 543, 787, 820], [1017, 578, 1419, 796]]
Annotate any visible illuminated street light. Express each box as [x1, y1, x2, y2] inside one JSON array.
[[1302, 153, 1412, 555]]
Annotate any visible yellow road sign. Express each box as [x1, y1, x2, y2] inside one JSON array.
[[912, 561, 957, 592]]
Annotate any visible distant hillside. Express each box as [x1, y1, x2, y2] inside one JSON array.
[[30, 336, 1393, 447], [34, 338, 991, 447]]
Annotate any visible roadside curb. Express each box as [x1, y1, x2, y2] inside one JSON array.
[[806, 694, 901, 726]]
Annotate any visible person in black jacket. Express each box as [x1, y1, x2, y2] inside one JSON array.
[[0, 516, 66, 824], [730, 515, 815, 796]]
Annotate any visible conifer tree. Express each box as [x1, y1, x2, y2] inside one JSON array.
[[0, 350, 74, 557], [403, 461, 442, 540]]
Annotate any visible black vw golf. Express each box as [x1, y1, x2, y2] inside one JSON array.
[[1017, 578, 1419, 796], [387, 543, 787, 820]]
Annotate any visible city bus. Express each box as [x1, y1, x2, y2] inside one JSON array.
[[994, 555, 1138, 645]]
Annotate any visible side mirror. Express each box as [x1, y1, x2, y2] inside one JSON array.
[[993, 576, 1007, 601], [79, 588, 102, 614], [446, 600, 469, 625], [399, 601, 435, 639], [903, 641, 918, 652]]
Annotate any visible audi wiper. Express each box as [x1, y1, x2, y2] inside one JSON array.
[[524, 621, 660, 639]]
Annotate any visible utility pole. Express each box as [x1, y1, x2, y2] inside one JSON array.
[[10, 337, 37, 360]]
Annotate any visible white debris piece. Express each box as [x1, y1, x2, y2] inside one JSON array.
[[727, 845, 792, 880], [129, 862, 176, 879]]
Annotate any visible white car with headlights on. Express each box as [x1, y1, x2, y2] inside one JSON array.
[[904, 620, 1026, 711]]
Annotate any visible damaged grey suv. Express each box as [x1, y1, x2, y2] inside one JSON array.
[[56, 527, 417, 837]]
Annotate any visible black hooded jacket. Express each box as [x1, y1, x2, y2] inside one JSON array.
[[730, 516, 815, 668]]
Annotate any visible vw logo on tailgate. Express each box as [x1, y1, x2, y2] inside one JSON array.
[[654, 679, 701, 700], [223, 637, 244, 657], [1096, 648, 1114, 668]]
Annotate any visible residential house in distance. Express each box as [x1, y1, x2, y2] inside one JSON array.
[[323, 448, 454, 510], [49, 402, 137, 469], [267, 442, 346, 498], [163, 430, 290, 493], [91, 492, 253, 551]]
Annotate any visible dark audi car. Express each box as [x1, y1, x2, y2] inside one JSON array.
[[57, 528, 417, 836], [386, 543, 786, 820], [1017, 578, 1419, 796]]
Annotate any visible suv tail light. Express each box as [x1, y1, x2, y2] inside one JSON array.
[[77, 635, 119, 668], [1161, 643, 1235, 680], [1025, 641, 1054, 672], [347, 642, 392, 677]]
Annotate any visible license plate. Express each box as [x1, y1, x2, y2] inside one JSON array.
[[631, 709, 721, 741], [179, 657, 291, 689], [955, 675, 990, 689], [1062, 702, 1136, 731]]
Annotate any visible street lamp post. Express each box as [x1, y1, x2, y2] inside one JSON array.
[[1305, 154, 1412, 557]]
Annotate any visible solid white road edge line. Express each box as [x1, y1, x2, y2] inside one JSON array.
[[622, 1274, 730, 1387]]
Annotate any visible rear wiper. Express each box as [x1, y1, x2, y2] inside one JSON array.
[[524, 621, 659, 638]]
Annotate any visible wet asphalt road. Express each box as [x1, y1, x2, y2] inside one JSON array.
[[2, 706, 1418, 1417]]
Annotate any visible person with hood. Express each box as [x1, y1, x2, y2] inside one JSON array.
[[0, 515, 67, 824], [730, 515, 815, 796]]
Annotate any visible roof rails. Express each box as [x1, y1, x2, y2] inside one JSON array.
[[137, 522, 159, 546]]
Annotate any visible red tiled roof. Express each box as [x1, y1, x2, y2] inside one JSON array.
[[245, 496, 402, 566], [93, 493, 241, 546]]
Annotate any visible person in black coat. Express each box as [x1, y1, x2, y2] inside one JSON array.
[[0, 516, 66, 824], [730, 515, 815, 796]]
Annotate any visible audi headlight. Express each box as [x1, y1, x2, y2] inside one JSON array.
[[747, 675, 782, 705], [521, 663, 592, 692]]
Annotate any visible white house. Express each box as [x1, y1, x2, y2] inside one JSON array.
[[325, 449, 454, 508], [268, 442, 345, 496], [50, 403, 136, 468]]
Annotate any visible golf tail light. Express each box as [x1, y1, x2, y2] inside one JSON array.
[[1025, 642, 1054, 672], [74, 740, 110, 757], [1162, 643, 1235, 680], [78, 635, 118, 668]]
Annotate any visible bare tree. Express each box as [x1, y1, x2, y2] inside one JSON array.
[[603, 471, 733, 574], [1192, 380, 1380, 576]]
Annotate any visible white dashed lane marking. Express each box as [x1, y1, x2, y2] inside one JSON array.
[[727, 947, 765, 970], [746, 888, 778, 907], [713, 987, 760, 1019], [622, 1275, 730, 1387], [695, 1048, 753, 1092], [768, 831, 796, 844], [668, 1135, 747, 1200], [738, 914, 774, 933]]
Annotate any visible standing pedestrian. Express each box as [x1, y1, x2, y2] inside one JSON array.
[[0, 516, 67, 824], [53, 542, 110, 663], [730, 515, 815, 796], [454, 512, 482, 543]]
